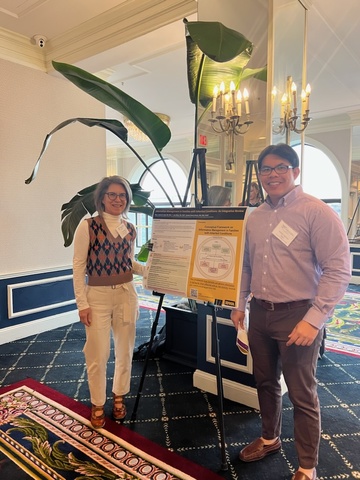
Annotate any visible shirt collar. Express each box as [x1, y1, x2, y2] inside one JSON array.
[[265, 185, 303, 208]]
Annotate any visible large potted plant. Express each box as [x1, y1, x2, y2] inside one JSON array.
[[26, 19, 266, 249], [25, 20, 266, 365]]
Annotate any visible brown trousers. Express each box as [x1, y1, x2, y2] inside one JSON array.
[[249, 297, 323, 469]]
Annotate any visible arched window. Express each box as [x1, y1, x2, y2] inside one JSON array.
[[140, 158, 189, 206], [129, 158, 189, 255], [293, 143, 341, 215]]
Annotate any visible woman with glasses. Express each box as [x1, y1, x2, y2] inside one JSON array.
[[239, 181, 264, 207], [231, 144, 350, 480], [73, 175, 145, 429]]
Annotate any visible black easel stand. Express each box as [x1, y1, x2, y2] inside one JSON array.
[[182, 147, 208, 207], [241, 160, 264, 205], [208, 302, 228, 471], [347, 195, 360, 237], [131, 291, 165, 421]]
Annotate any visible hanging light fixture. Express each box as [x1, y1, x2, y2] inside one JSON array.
[[209, 81, 253, 134], [272, 75, 311, 144], [209, 81, 253, 169], [123, 113, 170, 142]]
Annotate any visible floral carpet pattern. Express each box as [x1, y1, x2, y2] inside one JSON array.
[[0, 382, 217, 480], [326, 286, 360, 357]]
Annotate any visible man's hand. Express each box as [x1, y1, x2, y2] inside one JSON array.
[[79, 308, 92, 326], [230, 309, 245, 330], [286, 319, 319, 347]]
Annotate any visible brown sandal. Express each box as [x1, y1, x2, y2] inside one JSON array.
[[112, 394, 126, 421], [91, 405, 105, 429]]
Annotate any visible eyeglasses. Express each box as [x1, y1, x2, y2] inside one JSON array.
[[259, 165, 294, 176], [105, 192, 127, 201]]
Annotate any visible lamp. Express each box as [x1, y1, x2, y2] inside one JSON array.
[[272, 75, 311, 144], [209, 81, 253, 169], [123, 113, 170, 141]]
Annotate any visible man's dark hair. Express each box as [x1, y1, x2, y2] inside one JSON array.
[[257, 143, 300, 169]]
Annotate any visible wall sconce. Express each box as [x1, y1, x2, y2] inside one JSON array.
[[209, 81, 253, 169], [272, 75, 311, 144]]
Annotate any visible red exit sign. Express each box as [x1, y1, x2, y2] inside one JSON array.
[[199, 134, 207, 146]]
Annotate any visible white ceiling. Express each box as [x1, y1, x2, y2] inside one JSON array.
[[1, 0, 360, 152]]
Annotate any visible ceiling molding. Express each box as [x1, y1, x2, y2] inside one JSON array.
[[0, 0, 197, 72], [45, 0, 197, 71], [0, 27, 46, 70]]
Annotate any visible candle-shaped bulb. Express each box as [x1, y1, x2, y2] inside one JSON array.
[[220, 81, 225, 111], [236, 90, 242, 117], [224, 93, 230, 116], [230, 81, 236, 111], [271, 86, 277, 100], [301, 89, 306, 117], [305, 83, 311, 112], [243, 88, 250, 115], [212, 85, 219, 113], [280, 93, 287, 119], [291, 82, 297, 110]]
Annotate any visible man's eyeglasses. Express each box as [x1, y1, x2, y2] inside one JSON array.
[[105, 192, 127, 201], [259, 165, 294, 176]]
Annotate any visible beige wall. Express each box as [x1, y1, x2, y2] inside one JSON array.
[[0, 58, 106, 276]]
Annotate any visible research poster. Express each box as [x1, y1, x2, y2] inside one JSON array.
[[143, 207, 248, 307]]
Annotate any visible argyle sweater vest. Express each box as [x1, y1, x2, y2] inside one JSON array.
[[86, 216, 136, 286]]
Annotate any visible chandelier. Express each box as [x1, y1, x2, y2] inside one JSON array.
[[209, 81, 253, 170], [123, 113, 170, 142], [272, 75, 311, 144], [209, 81, 253, 135]]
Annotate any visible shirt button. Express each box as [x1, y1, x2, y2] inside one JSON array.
[[266, 239, 269, 243]]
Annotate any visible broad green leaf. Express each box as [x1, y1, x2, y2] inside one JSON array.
[[53, 61, 171, 152], [186, 21, 253, 63], [185, 20, 266, 110], [60, 183, 153, 247], [25, 118, 128, 184]]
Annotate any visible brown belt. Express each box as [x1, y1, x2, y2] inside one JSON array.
[[254, 298, 312, 311]]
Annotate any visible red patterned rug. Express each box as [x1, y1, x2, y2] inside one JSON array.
[[0, 379, 222, 480]]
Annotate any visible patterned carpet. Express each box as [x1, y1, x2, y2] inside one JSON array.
[[0, 316, 359, 480], [0, 379, 221, 480], [325, 284, 360, 357], [135, 275, 360, 358]]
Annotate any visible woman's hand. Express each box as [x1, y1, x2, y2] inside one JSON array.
[[79, 308, 92, 326]]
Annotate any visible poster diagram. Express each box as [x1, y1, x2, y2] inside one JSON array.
[[193, 235, 236, 282], [143, 207, 248, 307]]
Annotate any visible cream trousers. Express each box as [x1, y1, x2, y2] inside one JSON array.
[[83, 281, 139, 406]]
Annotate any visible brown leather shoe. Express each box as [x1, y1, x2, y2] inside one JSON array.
[[291, 470, 317, 480], [90, 405, 105, 429], [112, 394, 127, 421], [239, 437, 281, 462]]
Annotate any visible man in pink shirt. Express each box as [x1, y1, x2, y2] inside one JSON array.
[[231, 144, 351, 480]]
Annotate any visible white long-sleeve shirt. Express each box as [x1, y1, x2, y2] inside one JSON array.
[[73, 212, 145, 311]]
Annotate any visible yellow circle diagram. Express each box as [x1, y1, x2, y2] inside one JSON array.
[[195, 236, 235, 281]]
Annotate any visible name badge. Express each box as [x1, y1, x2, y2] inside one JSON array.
[[272, 220, 298, 246], [116, 224, 129, 238]]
